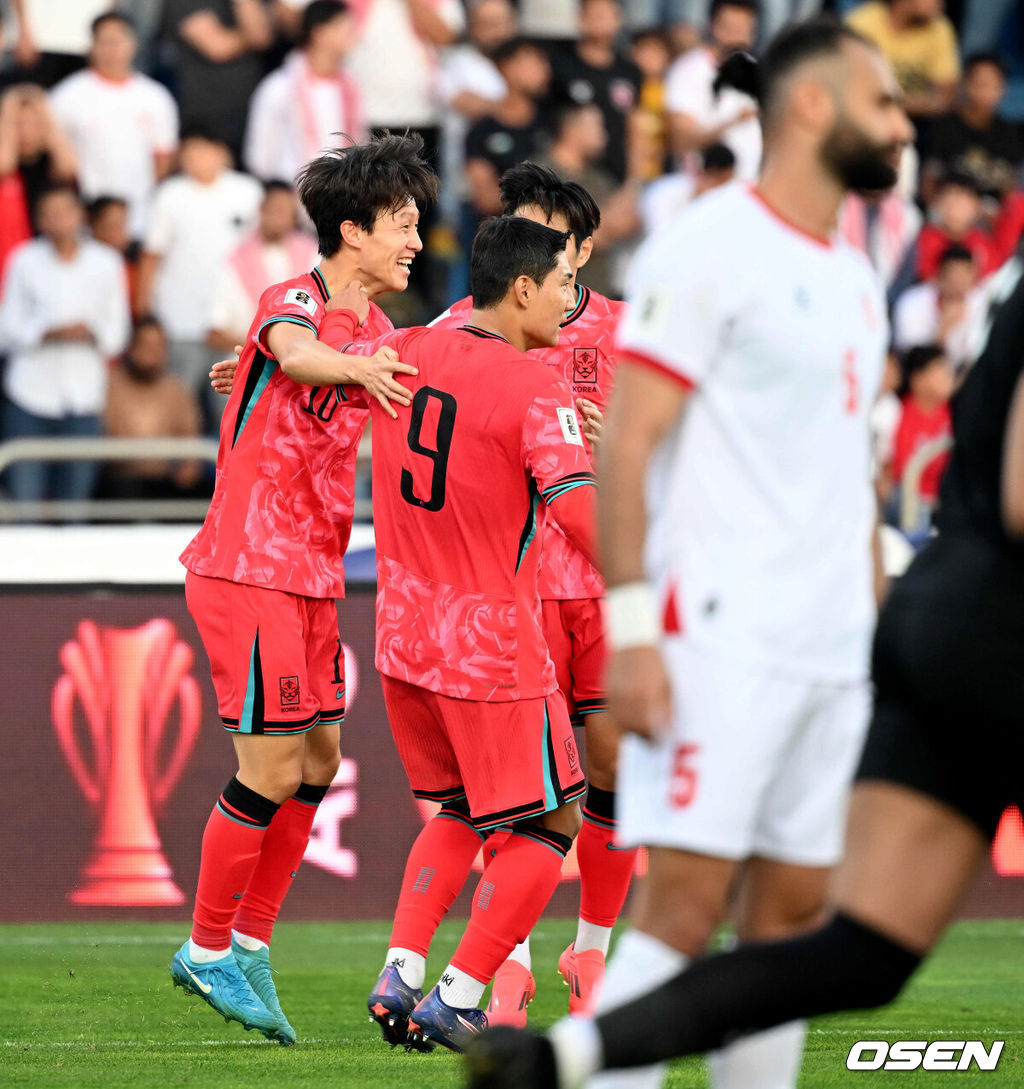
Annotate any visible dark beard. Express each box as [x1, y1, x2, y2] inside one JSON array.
[[822, 120, 900, 192], [122, 356, 163, 385]]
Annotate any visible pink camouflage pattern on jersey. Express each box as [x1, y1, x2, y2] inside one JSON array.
[[435, 287, 624, 600]]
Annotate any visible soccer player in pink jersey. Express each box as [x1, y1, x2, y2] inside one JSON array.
[[336, 216, 599, 1054], [435, 163, 630, 1021], [172, 133, 437, 1044]]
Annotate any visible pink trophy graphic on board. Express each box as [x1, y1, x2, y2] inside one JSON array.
[[52, 619, 201, 905]]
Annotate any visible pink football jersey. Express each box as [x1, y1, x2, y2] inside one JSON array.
[[181, 268, 393, 599], [435, 285, 624, 600], [343, 319, 596, 700]]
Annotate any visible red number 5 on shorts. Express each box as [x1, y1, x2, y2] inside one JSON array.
[[669, 743, 700, 808]]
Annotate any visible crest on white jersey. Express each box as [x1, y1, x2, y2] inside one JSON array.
[[285, 288, 319, 317], [558, 407, 584, 446], [635, 288, 671, 338]]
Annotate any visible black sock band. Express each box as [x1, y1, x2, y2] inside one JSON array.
[[219, 776, 280, 828], [294, 781, 330, 806], [511, 822, 573, 857], [583, 786, 616, 826], [598, 912, 923, 1070]]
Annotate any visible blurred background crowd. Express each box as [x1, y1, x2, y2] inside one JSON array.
[[0, 0, 1021, 525]]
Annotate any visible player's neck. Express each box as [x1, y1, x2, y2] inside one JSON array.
[[756, 155, 843, 243], [467, 307, 527, 352], [317, 253, 382, 300]]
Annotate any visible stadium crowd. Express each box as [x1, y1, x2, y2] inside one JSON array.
[[0, 0, 1021, 514]]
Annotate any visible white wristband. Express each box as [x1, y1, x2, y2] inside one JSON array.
[[605, 581, 659, 651]]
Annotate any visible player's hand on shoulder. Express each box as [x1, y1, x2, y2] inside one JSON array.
[[209, 345, 242, 396], [327, 279, 370, 325], [577, 398, 603, 451], [348, 347, 418, 420], [605, 645, 672, 742]]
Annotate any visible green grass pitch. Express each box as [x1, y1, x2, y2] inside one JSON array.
[[1, 919, 1020, 1089]]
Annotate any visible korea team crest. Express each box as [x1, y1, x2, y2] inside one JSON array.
[[573, 348, 598, 384]]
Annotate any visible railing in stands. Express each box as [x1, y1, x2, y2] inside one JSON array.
[[899, 435, 954, 536]]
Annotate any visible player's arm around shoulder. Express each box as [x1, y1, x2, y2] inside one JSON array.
[[265, 283, 416, 418]]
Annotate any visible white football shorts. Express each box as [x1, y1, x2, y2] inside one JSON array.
[[617, 640, 870, 867]]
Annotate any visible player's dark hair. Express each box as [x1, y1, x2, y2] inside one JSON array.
[[179, 122, 227, 145], [132, 313, 165, 337], [35, 182, 81, 211], [899, 344, 946, 397], [86, 194, 127, 224], [470, 216, 571, 309], [938, 243, 975, 269], [758, 17, 874, 129], [295, 131, 438, 257], [300, 0, 349, 47], [963, 50, 1008, 79], [91, 10, 135, 36], [937, 167, 982, 195], [499, 161, 601, 247]]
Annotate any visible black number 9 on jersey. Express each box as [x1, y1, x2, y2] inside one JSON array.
[[401, 387, 457, 512]]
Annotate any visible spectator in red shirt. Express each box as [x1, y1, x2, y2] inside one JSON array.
[[916, 169, 999, 280], [892, 344, 954, 523]]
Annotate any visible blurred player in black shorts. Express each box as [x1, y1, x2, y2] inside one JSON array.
[[464, 253, 1024, 1089]]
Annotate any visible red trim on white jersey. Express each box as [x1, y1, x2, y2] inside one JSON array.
[[620, 349, 698, 392]]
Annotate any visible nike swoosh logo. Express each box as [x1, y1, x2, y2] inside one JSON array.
[[456, 1014, 480, 1034], [605, 843, 634, 851], [182, 964, 213, 995]]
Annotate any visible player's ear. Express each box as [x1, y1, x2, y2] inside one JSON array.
[[339, 220, 363, 249], [575, 236, 594, 270], [512, 274, 534, 308]]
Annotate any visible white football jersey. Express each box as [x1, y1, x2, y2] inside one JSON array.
[[619, 182, 888, 682]]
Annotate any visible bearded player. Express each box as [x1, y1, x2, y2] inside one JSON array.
[[434, 163, 630, 1023], [172, 133, 437, 1044]]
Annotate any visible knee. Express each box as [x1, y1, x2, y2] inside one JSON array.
[[537, 799, 583, 841], [304, 748, 341, 786]]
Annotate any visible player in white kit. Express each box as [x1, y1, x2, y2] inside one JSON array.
[[465, 19, 914, 1089]]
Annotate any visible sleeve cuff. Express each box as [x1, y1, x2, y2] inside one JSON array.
[[619, 349, 698, 392]]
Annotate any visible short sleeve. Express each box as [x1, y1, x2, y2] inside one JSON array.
[[616, 229, 726, 390], [928, 21, 961, 85], [521, 376, 595, 499], [664, 53, 709, 117], [254, 281, 323, 357], [150, 82, 180, 152]]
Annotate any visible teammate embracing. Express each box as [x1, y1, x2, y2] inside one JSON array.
[[172, 133, 436, 1043], [436, 164, 631, 1022]]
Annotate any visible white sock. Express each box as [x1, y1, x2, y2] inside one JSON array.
[[574, 920, 614, 956], [506, 936, 531, 970], [231, 930, 267, 952], [708, 1020, 807, 1089], [384, 946, 426, 990], [582, 929, 688, 1089], [188, 940, 230, 963], [549, 1015, 604, 1089], [436, 963, 486, 1009]]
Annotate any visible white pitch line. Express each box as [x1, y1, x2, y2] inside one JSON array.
[[4, 1038, 333, 1049], [1, 931, 393, 947]]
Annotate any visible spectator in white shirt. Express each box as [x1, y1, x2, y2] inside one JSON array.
[[8, 0, 113, 87], [50, 11, 178, 239], [0, 184, 130, 500], [135, 126, 262, 391], [243, 1, 364, 184], [208, 180, 317, 350], [891, 243, 985, 371], [664, 0, 761, 181], [438, 0, 514, 219]]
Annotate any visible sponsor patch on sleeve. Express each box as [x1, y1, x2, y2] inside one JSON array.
[[284, 288, 319, 318], [557, 406, 584, 446]]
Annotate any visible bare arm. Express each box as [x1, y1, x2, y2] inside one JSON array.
[[405, 0, 458, 46], [154, 150, 176, 182], [1001, 369, 1024, 538], [902, 83, 956, 120], [449, 89, 500, 121], [598, 357, 691, 739], [670, 105, 756, 158], [179, 2, 271, 64], [0, 89, 18, 176]]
